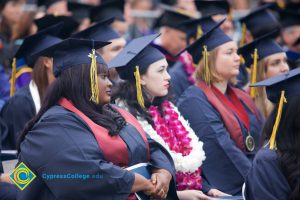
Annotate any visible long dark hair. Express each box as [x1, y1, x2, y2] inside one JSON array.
[[112, 68, 173, 127], [18, 63, 126, 151], [263, 96, 300, 200]]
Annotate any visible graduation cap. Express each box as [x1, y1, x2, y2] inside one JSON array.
[[71, 17, 120, 41], [37, 0, 62, 8], [239, 4, 280, 40], [152, 8, 193, 32], [238, 31, 284, 98], [34, 15, 79, 39], [90, 0, 125, 23], [251, 67, 300, 149], [285, 2, 300, 13], [180, 15, 217, 39], [108, 34, 164, 108], [14, 22, 63, 67], [238, 31, 283, 68], [195, 0, 230, 17], [68, 1, 93, 22], [279, 10, 300, 28], [35, 38, 110, 77]]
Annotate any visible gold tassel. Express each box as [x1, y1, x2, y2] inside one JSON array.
[[239, 23, 246, 47], [202, 45, 210, 85], [196, 25, 203, 39], [10, 58, 17, 97], [89, 49, 99, 104], [134, 66, 145, 108], [240, 55, 245, 65], [250, 48, 258, 98], [276, 0, 285, 9], [269, 91, 287, 150]]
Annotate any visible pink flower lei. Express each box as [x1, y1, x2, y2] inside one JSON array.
[[179, 51, 196, 84], [149, 101, 202, 190]]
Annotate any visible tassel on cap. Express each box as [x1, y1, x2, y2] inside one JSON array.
[[202, 45, 210, 85], [134, 66, 145, 108], [10, 58, 17, 97], [269, 90, 287, 150], [196, 25, 203, 40], [250, 48, 258, 98], [239, 23, 246, 47], [89, 49, 99, 104], [276, 0, 285, 9]]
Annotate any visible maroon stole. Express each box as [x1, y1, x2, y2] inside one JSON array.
[[197, 81, 260, 151], [58, 98, 150, 167]]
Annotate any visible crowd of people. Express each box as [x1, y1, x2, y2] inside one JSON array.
[[0, 0, 299, 200]]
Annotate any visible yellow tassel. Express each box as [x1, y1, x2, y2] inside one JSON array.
[[89, 49, 99, 104], [134, 66, 145, 108], [240, 55, 245, 65], [239, 23, 246, 47], [276, 0, 285, 9], [10, 58, 17, 97], [269, 91, 287, 150], [228, 8, 233, 21], [202, 45, 210, 85], [196, 25, 203, 39], [250, 48, 258, 98]]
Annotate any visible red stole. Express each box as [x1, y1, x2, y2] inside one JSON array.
[[197, 81, 260, 151], [58, 98, 150, 167]]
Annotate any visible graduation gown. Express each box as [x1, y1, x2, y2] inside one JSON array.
[[0, 85, 37, 150], [244, 147, 292, 200], [177, 85, 262, 195], [17, 105, 178, 200], [169, 61, 192, 101]]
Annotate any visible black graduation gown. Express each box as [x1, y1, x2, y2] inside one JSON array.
[[0, 117, 17, 200], [0, 86, 35, 150], [17, 105, 178, 200], [169, 61, 192, 101], [244, 147, 292, 200], [177, 86, 262, 195]]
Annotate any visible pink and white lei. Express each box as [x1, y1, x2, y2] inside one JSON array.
[[116, 99, 206, 190], [179, 51, 196, 84]]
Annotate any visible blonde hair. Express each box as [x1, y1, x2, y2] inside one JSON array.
[[193, 48, 223, 83], [252, 58, 274, 120]]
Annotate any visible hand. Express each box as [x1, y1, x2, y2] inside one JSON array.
[[207, 188, 231, 197], [150, 169, 172, 199], [178, 190, 214, 200], [0, 173, 13, 184]]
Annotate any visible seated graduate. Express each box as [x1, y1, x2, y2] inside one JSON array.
[[238, 32, 289, 120], [245, 67, 300, 200], [0, 23, 63, 150], [17, 38, 178, 200], [111, 34, 210, 200], [177, 19, 263, 196]]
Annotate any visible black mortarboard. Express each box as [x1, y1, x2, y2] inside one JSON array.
[[239, 4, 280, 39], [90, 0, 125, 23], [238, 32, 284, 68], [37, 0, 62, 8], [108, 34, 165, 80], [180, 18, 231, 64], [34, 38, 110, 77], [68, 1, 93, 22], [14, 22, 63, 67], [279, 10, 300, 28], [34, 15, 79, 39], [180, 15, 217, 39], [153, 8, 193, 32], [285, 2, 300, 13], [71, 17, 120, 41], [251, 67, 300, 103], [195, 0, 230, 17]]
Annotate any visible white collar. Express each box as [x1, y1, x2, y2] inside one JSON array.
[[29, 80, 41, 114]]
